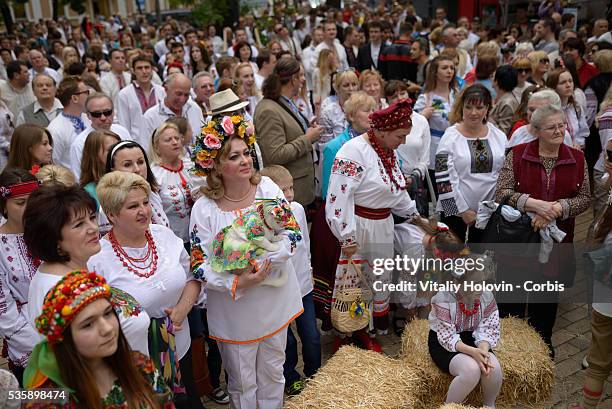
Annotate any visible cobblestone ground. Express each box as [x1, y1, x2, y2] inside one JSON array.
[[3, 213, 610, 408]]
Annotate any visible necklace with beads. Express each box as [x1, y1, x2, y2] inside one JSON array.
[[223, 185, 253, 202], [108, 229, 158, 278], [458, 299, 480, 317], [367, 129, 406, 191]]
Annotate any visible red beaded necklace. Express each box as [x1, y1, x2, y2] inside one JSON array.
[[367, 129, 406, 191], [458, 299, 481, 317], [108, 229, 159, 278], [160, 161, 188, 189]]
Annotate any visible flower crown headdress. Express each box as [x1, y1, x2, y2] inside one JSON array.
[[191, 114, 256, 176], [35, 270, 112, 344]]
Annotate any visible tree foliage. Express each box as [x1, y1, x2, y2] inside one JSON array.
[[169, 0, 232, 27]]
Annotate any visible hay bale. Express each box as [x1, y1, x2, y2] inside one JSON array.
[[438, 405, 488, 409], [399, 318, 554, 408], [284, 345, 422, 409]]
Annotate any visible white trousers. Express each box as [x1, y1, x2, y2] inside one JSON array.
[[217, 328, 288, 409]]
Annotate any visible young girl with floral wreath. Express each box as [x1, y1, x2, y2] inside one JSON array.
[[428, 243, 503, 406], [23, 270, 174, 409]]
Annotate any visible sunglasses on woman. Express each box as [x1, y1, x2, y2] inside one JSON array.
[[517, 68, 531, 74], [539, 58, 550, 64]]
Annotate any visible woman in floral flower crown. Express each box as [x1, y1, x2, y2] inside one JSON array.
[[189, 113, 303, 408], [0, 168, 41, 384], [326, 100, 421, 352], [23, 271, 174, 409], [88, 171, 204, 409]]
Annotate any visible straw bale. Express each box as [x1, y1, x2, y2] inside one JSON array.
[[438, 405, 488, 409], [399, 318, 554, 408], [284, 345, 423, 409]]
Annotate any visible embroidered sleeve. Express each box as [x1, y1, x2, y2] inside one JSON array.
[[431, 302, 461, 352], [435, 136, 469, 216], [413, 93, 426, 113], [326, 156, 365, 247], [494, 150, 527, 208], [557, 162, 591, 219], [0, 271, 38, 367], [473, 296, 500, 348]]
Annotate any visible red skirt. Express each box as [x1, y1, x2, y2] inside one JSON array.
[[311, 203, 341, 332]]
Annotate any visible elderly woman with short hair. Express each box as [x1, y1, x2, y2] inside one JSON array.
[[495, 104, 591, 357], [88, 171, 203, 408], [508, 89, 573, 147]]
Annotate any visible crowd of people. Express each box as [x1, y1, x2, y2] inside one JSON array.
[[0, 1, 609, 408]]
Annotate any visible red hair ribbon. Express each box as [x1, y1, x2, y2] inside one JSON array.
[[0, 181, 40, 198]]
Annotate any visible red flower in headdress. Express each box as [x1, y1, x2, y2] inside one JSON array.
[[29, 165, 40, 176]]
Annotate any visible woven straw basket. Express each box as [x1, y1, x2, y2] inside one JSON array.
[[331, 260, 372, 333]]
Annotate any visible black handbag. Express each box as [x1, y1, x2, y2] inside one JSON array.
[[408, 168, 429, 217], [479, 199, 541, 257]]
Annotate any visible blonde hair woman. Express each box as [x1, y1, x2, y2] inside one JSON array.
[[313, 49, 338, 115], [189, 113, 303, 408], [35, 164, 77, 187], [90, 170, 204, 408], [150, 122, 203, 243], [319, 69, 360, 145], [527, 50, 550, 86], [234, 62, 261, 116], [58, 46, 79, 77], [359, 69, 387, 109]]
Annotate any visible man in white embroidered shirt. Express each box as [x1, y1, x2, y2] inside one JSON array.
[[143, 73, 204, 145], [47, 76, 91, 168], [117, 56, 165, 147], [99, 49, 132, 108]]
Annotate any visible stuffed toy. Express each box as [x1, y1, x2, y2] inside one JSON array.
[[211, 198, 301, 286]]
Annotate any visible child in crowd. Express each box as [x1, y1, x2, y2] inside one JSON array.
[[393, 218, 463, 333], [384, 80, 410, 105], [428, 234, 503, 407], [260, 165, 322, 395]]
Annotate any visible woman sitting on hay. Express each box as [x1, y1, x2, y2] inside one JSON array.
[[428, 244, 503, 407]]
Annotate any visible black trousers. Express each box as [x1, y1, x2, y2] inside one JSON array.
[[175, 346, 205, 409]]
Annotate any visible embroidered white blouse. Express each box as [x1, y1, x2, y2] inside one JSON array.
[[326, 136, 420, 247], [0, 233, 39, 366], [189, 177, 303, 344], [435, 124, 507, 217], [414, 91, 456, 170], [562, 102, 590, 147], [149, 191, 171, 228], [151, 162, 205, 242], [27, 269, 151, 356], [319, 95, 347, 146], [429, 290, 500, 352], [396, 112, 432, 176], [88, 224, 194, 359]]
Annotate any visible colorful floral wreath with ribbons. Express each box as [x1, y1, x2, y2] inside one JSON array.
[[191, 114, 256, 176], [35, 270, 112, 344]]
